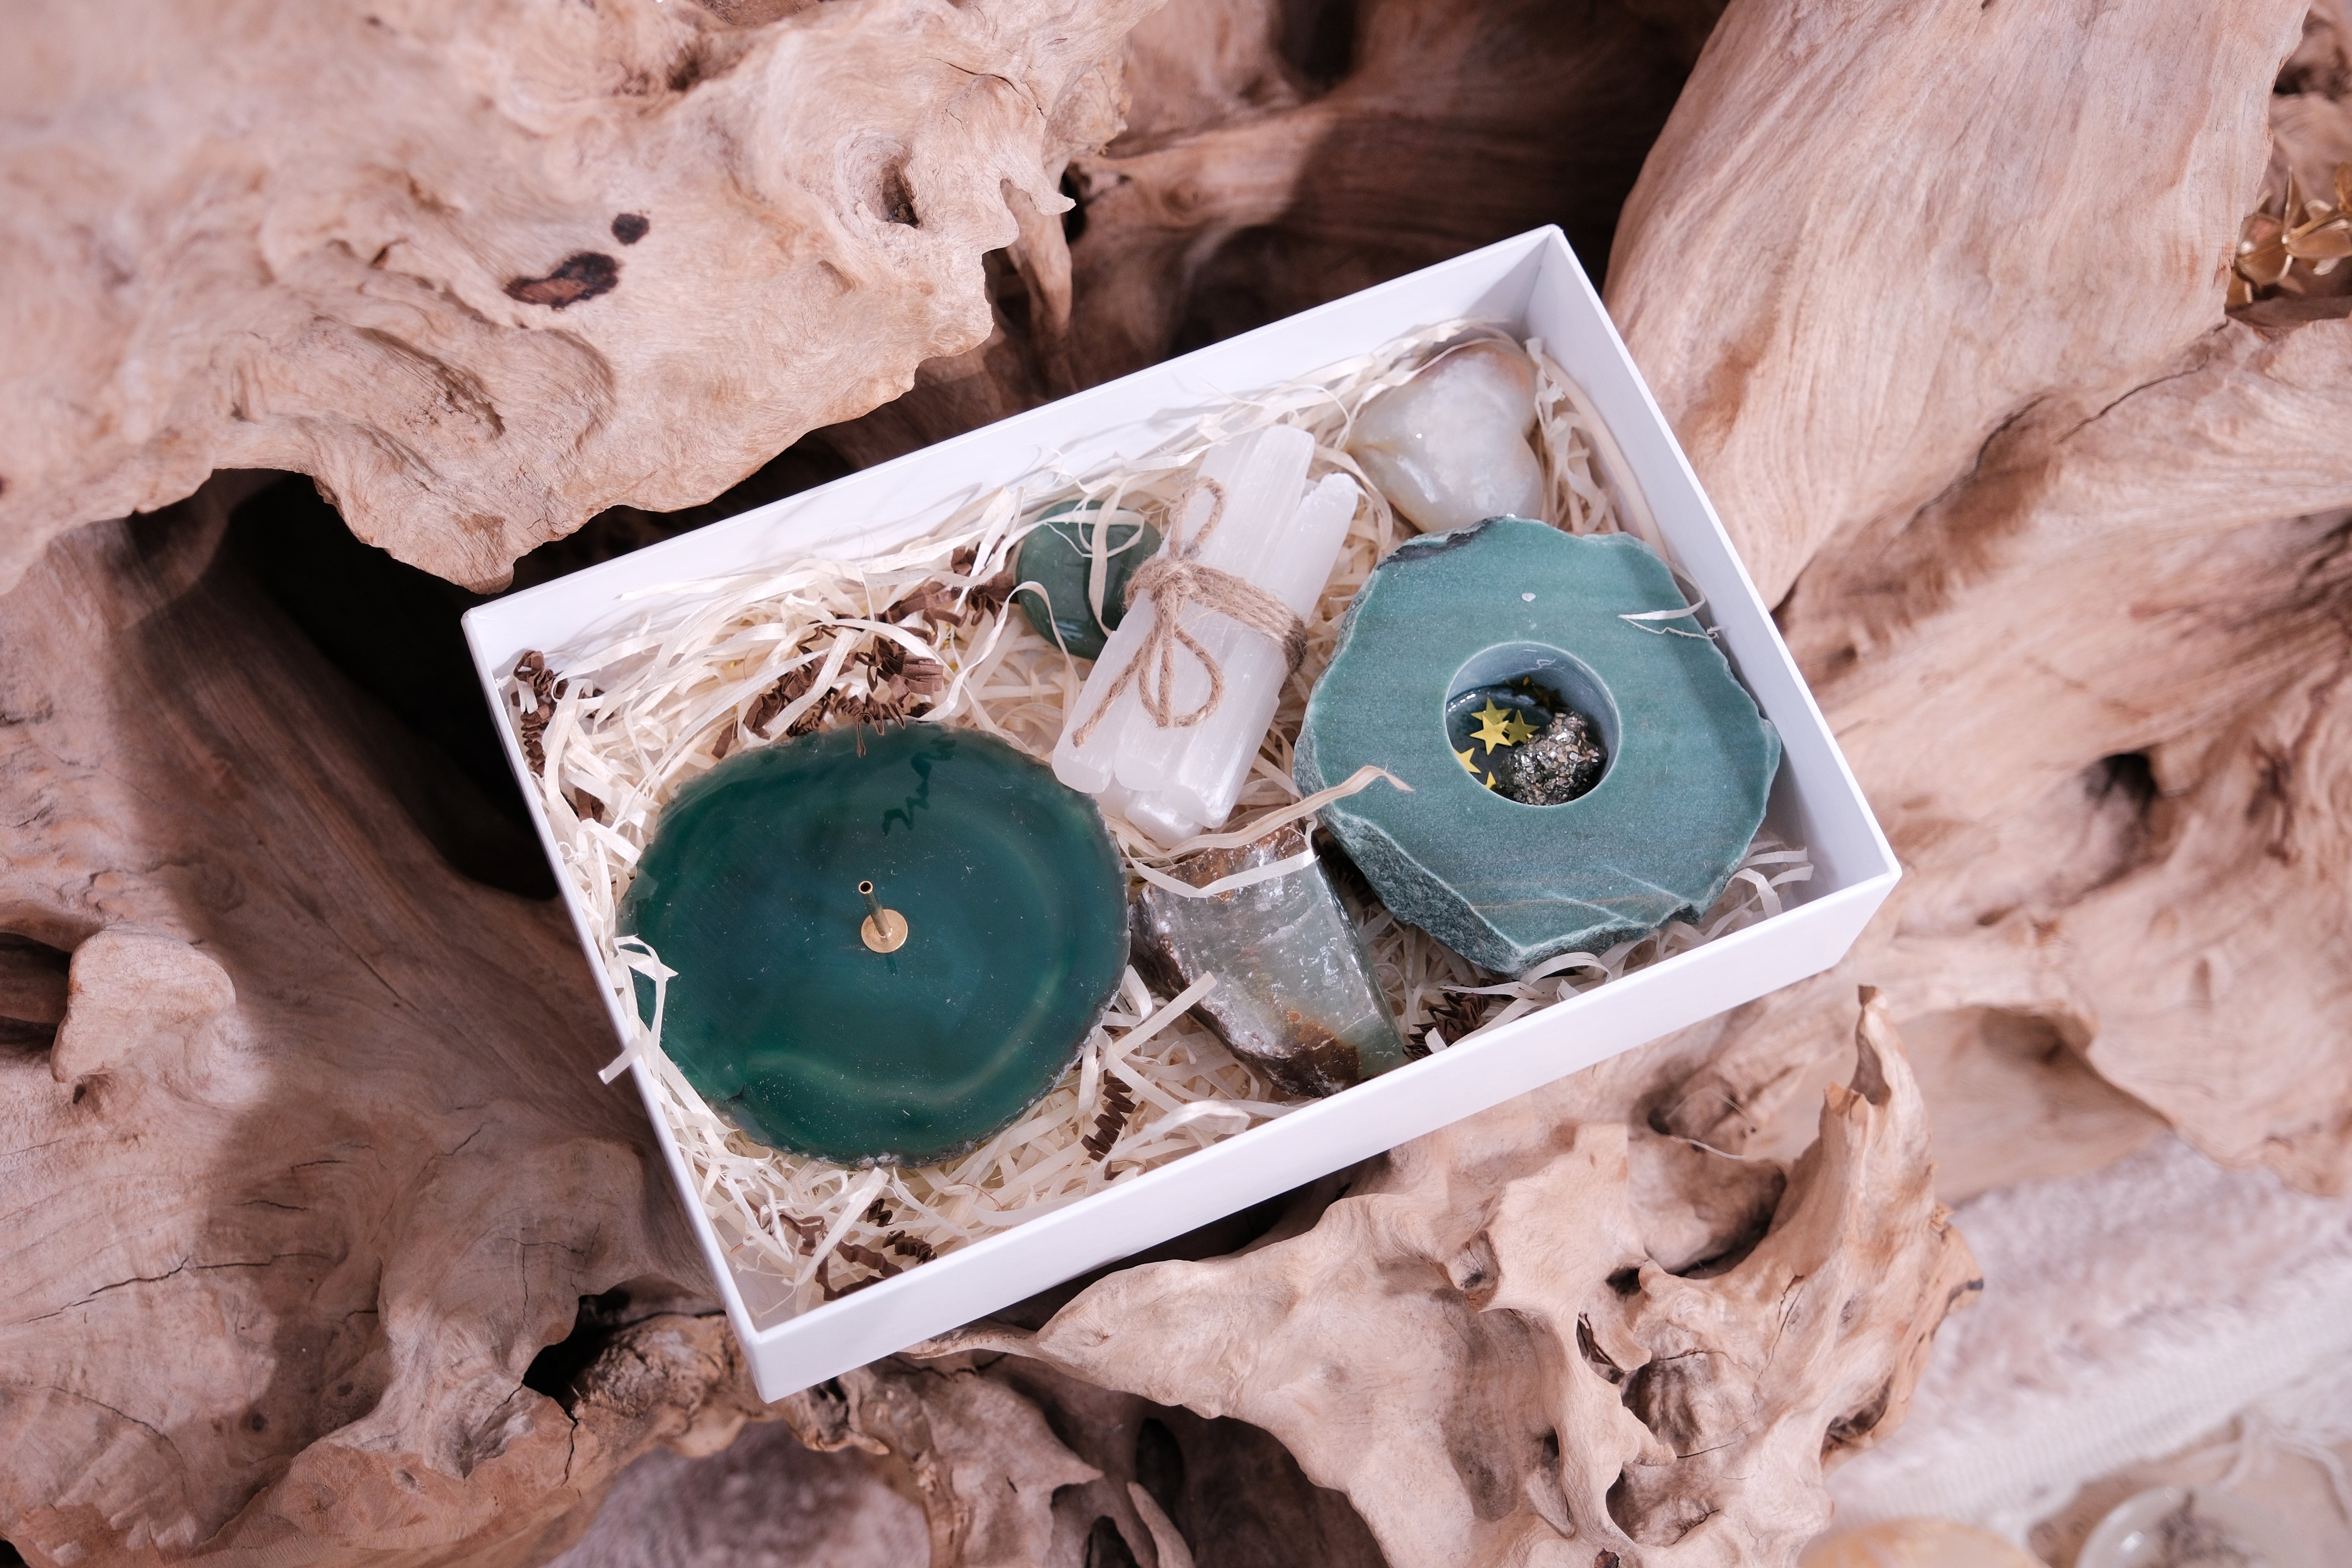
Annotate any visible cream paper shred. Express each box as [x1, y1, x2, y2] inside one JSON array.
[[510, 321, 1811, 1321]]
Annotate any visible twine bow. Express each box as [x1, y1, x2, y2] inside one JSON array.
[[1071, 475, 1310, 747]]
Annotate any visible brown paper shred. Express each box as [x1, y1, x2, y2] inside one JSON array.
[[817, 1254, 891, 1302], [963, 564, 1019, 619], [895, 586, 965, 632], [745, 666, 813, 737], [1082, 1076, 1137, 1162], [834, 1241, 903, 1280], [874, 639, 949, 695], [780, 1211, 826, 1254], [513, 650, 557, 773], [1416, 988, 1495, 1052]]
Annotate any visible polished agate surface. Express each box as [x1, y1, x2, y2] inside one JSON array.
[[621, 726, 1129, 1165]]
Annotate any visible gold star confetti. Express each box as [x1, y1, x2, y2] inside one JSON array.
[[1472, 701, 1517, 750], [1456, 746, 1480, 775], [1502, 711, 1541, 746]]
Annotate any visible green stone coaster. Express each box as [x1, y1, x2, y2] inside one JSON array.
[[619, 726, 1129, 1166], [1014, 504, 1162, 660], [1297, 519, 1781, 976]]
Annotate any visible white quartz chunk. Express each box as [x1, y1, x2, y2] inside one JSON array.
[[1347, 340, 1544, 533]]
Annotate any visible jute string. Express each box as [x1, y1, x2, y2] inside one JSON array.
[[1071, 475, 1309, 747]]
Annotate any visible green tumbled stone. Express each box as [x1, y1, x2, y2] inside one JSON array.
[[1297, 519, 1781, 976], [1014, 504, 1162, 660], [619, 726, 1129, 1166]]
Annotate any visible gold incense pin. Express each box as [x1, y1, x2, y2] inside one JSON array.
[[858, 880, 908, 953]]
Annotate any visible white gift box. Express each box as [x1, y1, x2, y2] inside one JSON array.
[[463, 226, 1897, 1402]]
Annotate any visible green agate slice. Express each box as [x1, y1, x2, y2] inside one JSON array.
[[1014, 503, 1161, 660], [619, 726, 1129, 1166], [1297, 519, 1780, 976]]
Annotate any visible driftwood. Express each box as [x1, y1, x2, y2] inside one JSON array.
[[0, 472, 1966, 1568], [0, 483, 741, 1566], [1608, 0, 2352, 1198], [7, 0, 2352, 1564], [927, 993, 1973, 1566], [0, 0, 1144, 592], [809, 0, 1728, 470]]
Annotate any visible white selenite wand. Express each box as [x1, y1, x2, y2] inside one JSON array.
[[1051, 423, 1361, 847]]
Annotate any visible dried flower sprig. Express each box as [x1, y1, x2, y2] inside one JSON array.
[[2231, 161, 2352, 308]]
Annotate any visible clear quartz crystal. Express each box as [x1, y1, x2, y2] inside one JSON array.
[[1053, 425, 1359, 845], [1129, 824, 1407, 1097]]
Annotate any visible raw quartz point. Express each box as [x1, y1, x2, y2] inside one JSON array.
[[1052, 424, 1361, 846], [1347, 340, 1545, 533], [1130, 822, 1408, 1097]]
